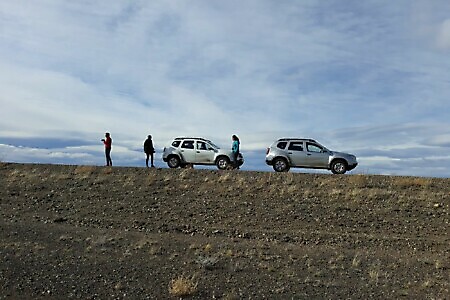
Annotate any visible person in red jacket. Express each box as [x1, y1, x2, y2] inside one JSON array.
[[101, 132, 112, 166]]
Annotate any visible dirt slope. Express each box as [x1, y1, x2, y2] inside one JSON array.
[[0, 163, 448, 299]]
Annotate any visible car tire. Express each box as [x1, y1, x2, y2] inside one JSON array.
[[331, 160, 347, 174], [216, 156, 230, 170], [273, 157, 289, 172], [167, 155, 181, 168]]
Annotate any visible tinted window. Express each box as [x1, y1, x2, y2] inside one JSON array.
[[306, 143, 322, 153], [197, 141, 207, 150], [172, 141, 181, 147], [288, 142, 303, 151], [277, 142, 287, 149], [181, 140, 195, 149]]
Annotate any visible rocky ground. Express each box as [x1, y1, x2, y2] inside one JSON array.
[[0, 163, 448, 299]]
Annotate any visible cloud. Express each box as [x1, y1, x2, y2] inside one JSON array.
[[1, 1, 450, 176], [436, 19, 450, 50]]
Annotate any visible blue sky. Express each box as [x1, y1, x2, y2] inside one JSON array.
[[1, 1, 450, 177]]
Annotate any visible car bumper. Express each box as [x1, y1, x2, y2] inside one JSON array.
[[347, 163, 358, 171], [265, 155, 274, 165]]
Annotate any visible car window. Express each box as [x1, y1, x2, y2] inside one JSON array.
[[277, 142, 287, 149], [197, 141, 207, 150], [181, 140, 194, 149], [288, 142, 303, 151], [172, 141, 181, 147], [306, 143, 323, 153]]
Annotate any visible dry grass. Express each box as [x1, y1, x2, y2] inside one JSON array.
[[74, 165, 96, 178], [368, 263, 382, 285], [168, 276, 198, 297], [396, 177, 432, 188], [179, 169, 192, 180], [102, 167, 113, 175], [347, 174, 369, 187], [352, 253, 362, 268], [218, 172, 232, 183]]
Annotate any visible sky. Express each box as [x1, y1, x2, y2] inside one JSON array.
[[1, 0, 450, 177]]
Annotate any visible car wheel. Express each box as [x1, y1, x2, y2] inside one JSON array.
[[216, 156, 230, 170], [331, 160, 347, 174], [273, 158, 289, 172], [167, 156, 181, 168]]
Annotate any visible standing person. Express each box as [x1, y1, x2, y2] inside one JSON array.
[[231, 134, 240, 169], [144, 135, 155, 168], [101, 132, 112, 166]]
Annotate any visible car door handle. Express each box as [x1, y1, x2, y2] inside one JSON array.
[[288, 152, 293, 154], [196, 151, 200, 153], [307, 153, 311, 156]]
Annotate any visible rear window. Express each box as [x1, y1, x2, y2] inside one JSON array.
[[276, 142, 287, 149], [171, 140, 181, 147]]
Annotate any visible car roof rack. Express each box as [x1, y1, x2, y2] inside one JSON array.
[[277, 138, 317, 142], [174, 137, 211, 142]]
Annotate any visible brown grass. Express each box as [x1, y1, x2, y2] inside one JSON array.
[[396, 177, 432, 188], [74, 165, 96, 178], [347, 174, 369, 187], [168, 276, 198, 297]]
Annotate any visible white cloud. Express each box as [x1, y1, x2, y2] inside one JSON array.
[[1, 1, 450, 176], [436, 19, 450, 50]]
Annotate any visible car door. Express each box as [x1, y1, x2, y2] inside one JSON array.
[[304, 142, 329, 168], [195, 141, 215, 164], [180, 140, 196, 163], [287, 141, 308, 166]]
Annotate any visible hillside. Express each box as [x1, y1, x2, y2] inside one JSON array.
[[0, 163, 448, 299]]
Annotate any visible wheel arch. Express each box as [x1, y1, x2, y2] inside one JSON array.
[[330, 158, 348, 174], [329, 158, 348, 168], [167, 153, 182, 161], [273, 155, 290, 165], [272, 156, 290, 172], [215, 155, 230, 164]]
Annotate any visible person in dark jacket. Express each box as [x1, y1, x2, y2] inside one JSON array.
[[144, 135, 155, 168], [101, 132, 112, 166]]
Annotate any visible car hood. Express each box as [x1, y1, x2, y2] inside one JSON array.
[[330, 151, 356, 159]]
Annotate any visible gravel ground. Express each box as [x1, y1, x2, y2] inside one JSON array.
[[0, 163, 449, 299]]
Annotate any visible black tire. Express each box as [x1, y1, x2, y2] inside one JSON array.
[[273, 157, 289, 172], [216, 156, 230, 170], [167, 155, 181, 168], [331, 159, 347, 174]]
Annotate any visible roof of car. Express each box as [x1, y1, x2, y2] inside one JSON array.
[[174, 137, 211, 142], [277, 138, 317, 142]]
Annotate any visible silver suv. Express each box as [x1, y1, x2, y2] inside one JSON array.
[[265, 138, 357, 174], [162, 137, 244, 170]]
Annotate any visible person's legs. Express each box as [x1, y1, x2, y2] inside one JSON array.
[[145, 153, 149, 167], [106, 148, 112, 166], [233, 152, 238, 168]]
